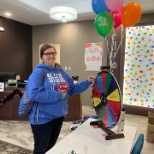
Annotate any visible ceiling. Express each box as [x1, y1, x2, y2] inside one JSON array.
[[0, 0, 154, 26]]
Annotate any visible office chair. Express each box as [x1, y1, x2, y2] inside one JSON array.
[[131, 133, 144, 154]]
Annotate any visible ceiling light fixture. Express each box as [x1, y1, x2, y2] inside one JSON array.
[[49, 6, 77, 22]]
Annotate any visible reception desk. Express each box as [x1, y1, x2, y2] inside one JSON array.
[[0, 87, 82, 121]]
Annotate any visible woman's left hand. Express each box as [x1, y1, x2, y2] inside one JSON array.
[[87, 75, 96, 83]]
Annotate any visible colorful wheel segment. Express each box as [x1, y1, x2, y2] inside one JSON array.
[[92, 70, 121, 128]]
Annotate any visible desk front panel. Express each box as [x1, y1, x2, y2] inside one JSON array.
[[0, 88, 82, 121]]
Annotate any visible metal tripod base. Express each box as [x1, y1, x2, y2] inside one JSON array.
[[90, 121, 125, 140]]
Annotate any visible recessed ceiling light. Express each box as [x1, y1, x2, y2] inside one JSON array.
[[0, 27, 5, 32], [5, 12, 12, 17]]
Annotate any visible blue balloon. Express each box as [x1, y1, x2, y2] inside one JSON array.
[[92, 0, 108, 14]]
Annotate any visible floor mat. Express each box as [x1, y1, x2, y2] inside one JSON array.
[[0, 140, 33, 154]]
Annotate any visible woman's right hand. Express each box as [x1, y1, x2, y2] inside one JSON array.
[[61, 90, 66, 99]]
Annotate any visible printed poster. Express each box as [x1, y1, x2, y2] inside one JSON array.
[[85, 42, 103, 71]]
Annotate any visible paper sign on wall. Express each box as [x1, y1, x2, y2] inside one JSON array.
[[85, 42, 103, 71]]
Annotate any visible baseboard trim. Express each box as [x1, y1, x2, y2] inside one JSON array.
[[123, 104, 154, 117]]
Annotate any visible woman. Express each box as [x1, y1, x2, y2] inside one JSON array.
[[26, 44, 96, 153]]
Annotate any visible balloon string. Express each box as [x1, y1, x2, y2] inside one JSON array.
[[104, 36, 112, 70], [110, 27, 126, 60], [104, 36, 111, 54], [104, 27, 126, 70], [115, 28, 126, 56]]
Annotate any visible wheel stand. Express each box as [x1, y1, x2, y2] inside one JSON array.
[[90, 121, 125, 140]]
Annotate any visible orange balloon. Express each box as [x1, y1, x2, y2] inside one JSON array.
[[121, 2, 142, 27]]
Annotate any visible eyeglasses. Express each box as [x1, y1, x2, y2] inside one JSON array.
[[43, 52, 57, 56]]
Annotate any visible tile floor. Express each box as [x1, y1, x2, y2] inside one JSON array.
[[0, 105, 153, 154]]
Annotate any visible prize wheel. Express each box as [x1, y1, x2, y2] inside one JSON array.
[[92, 68, 122, 129]]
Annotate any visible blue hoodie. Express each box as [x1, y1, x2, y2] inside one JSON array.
[[26, 63, 92, 125]]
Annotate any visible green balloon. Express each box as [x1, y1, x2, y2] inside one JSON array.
[[94, 11, 114, 37]]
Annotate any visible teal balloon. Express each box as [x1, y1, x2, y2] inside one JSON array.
[[94, 11, 114, 37]]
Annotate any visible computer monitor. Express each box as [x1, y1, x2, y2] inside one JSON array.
[[0, 72, 16, 82]]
